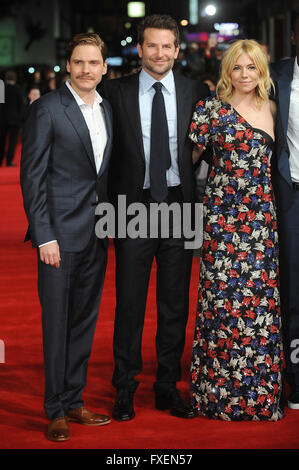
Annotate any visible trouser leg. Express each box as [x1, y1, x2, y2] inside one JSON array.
[[38, 236, 107, 419], [6, 125, 19, 165], [113, 236, 157, 391], [278, 193, 299, 388], [154, 232, 193, 392]]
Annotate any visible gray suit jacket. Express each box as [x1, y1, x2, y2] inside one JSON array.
[[20, 83, 113, 252]]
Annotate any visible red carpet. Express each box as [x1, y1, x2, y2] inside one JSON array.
[[1, 144, 299, 453]]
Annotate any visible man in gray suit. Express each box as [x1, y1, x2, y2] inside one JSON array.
[[21, 33, 113, 441]]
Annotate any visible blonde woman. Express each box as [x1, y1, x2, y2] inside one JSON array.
[[189, 39, 284, 421]]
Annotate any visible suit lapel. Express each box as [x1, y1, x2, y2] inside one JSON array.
[[174, 73, 192, 165], [98, 99, 112, 178], [60, 84, 97, 173], [274, 58, 295, 188], [276, 58, 294, 135], [120, 73, 145, 163]]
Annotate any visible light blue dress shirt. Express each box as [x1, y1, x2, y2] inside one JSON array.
[[138, 69, 180, 189]]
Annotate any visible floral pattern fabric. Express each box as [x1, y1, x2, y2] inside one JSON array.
[[189, 96, 284, 421]]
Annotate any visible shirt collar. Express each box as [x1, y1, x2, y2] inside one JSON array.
[[293, 57, 299, 80], [66, 80, 102, 107], [139, 68, 175, 95]]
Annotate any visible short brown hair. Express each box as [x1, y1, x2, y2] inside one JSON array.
[[66, 33, 107, 62], [137, 14, 180, 48]]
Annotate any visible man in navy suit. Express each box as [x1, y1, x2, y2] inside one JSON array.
[[104, 14, 209, 421], [271, 11, 299, 410], [21, 33, 113, 441]]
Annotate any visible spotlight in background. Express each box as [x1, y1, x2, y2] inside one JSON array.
[[180, 19, 189, 27], [201, 4, 217, 17], [205, 5, 217, 16], [127, 2, 145, 18]]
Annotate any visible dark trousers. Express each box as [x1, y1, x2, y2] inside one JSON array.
[[37, 235, 107, 420], [0, 124, 20, 165], [278, 190, 299, 389], [112, 187, 194, 393]]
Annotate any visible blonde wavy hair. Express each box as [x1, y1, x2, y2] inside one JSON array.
[[216, 39, 274, 106]]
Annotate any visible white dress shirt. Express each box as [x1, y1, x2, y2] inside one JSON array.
[[138, 69, 180, 189], [287, 58, 299, 183], [66, 80, 107, 174], [39, 81, 107, 247]]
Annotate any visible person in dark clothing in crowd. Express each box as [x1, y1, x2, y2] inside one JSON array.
[[0, 70, 25, 167]]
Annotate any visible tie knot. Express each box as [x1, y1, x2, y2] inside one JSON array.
[[153, 82, 163, 92]]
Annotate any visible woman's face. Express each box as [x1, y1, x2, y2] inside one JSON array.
[[230, 52, 260, 95]]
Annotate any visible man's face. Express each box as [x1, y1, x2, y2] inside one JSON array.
[[137, 28, 179, 80], [28, 88, 40, 103], [291, 17, 299, 63], [66, 44, 107, 95]]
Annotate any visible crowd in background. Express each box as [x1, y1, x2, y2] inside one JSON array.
[[0, 38, 271, 167]]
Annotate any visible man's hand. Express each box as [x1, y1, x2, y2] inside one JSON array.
[[192, 145, 204, 164], [39, 241, 61, 268]]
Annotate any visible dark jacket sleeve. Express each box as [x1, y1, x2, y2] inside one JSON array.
[[194, 82, 212, 168], [20, 102, 57, 246]]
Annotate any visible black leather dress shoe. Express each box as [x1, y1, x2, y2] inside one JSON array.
[[155, 388, 198, 418], [288, 389, 299, 410], [112, 388, 135, 421]]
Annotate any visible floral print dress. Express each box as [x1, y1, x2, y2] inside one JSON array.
[[189, 96, 284, 421]]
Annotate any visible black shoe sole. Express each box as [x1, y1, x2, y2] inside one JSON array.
[[170, 409, 198, 419], [287, 401, 299, 410], [112, 411, 135, 421], [155, 396, 198, 418]]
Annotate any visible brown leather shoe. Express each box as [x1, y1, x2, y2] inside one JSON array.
[[47, 417, 70, 442], [67, 406, 111, 426]]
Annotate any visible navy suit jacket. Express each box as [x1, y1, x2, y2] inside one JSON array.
[[103, 72, 210, 206], [271, 57, 296, 211], [20, 83, 113, 252]]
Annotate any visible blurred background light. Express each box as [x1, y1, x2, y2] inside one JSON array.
[[189, 0, 198, 25], [127, 2, 145, 18], [205, 5, 217, 16], [107, 57, 123, 66]]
